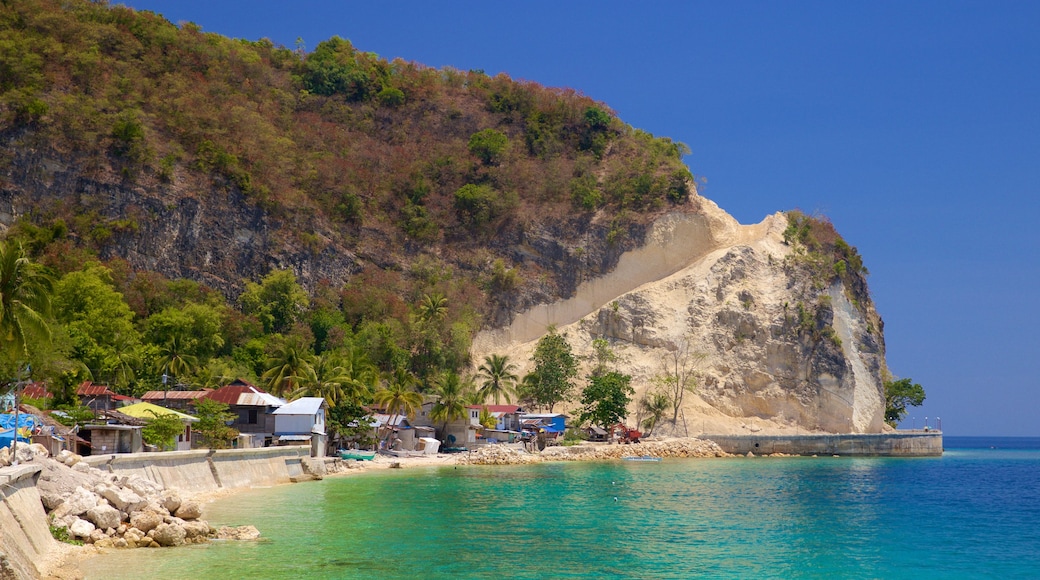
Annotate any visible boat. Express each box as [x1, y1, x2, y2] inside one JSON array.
[[622, 455, 662, 462], [340, 450, 376, 461]]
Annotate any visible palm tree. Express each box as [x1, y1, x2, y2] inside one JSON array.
[[417, 292, 447, 324], [0, 241, 53, 364], [290, 351, 349, 405], [477, 353, 518, 405], [372, 368, 423, 445], [429, 371, 471, 437], [261, 336, 315, 398], [339, 344, 379, 406], [156, 334, 197, 382]]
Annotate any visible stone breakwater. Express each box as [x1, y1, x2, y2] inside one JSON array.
[[32, 446, 260, 550], [456, 438, 728, 465]]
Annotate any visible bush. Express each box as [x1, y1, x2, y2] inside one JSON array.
[[454, 183, 515, 228], [468, 129, 508, 166]]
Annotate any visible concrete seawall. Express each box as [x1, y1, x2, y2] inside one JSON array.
[[0, 465, 58, 579], [82, 446, 311, 492], [704, 432, 944, 456]]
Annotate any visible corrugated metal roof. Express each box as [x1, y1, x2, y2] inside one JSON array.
[[272, 397, 325, 415], [466, 404, 522, 414], [142, 390, 211, 400], [205, 380, 284, 407], [77, 382, 116, 396]]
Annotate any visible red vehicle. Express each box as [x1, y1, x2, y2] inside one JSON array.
[[612, 423, 642, 444]]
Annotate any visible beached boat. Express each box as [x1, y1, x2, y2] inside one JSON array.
[[340, 450, 376, 461], [622, 455, 662, 462]]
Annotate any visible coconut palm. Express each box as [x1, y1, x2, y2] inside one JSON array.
[[477, 353, 518, 405], [290, 351, 350, 405], [156, 334, 197, 381], [339, 344, 379, 405], [0, 241, 53, 364], [429, 371, 471, 436], [261, 336, 315, 397], [372, 368, 423, 444]]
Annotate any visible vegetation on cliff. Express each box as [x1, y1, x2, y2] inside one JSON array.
[[0, 0, 700, 434]]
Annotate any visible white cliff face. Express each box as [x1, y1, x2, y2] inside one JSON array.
[[474, 197, 887, 434]]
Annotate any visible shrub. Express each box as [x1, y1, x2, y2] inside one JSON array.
[[468, 129, 508, 166], [453, 183, 515, 228]]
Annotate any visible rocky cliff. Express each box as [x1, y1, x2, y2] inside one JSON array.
[[474, 196, 888, 434]]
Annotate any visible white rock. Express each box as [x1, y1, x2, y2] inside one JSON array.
[[98, 486, 146, 513], [69, 517, 96, 539], [86, 504, 122, 530], [130, 511, 163, 534], [71, 462, 91, 473], [54, 487, 99, 518], [151, 523, 186, 547], [174, 500, 202, 520]]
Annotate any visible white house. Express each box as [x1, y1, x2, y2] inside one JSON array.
[[272, 397, 327, 457]]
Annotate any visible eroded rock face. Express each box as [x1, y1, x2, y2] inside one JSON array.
[[482, 208, 888, 434]]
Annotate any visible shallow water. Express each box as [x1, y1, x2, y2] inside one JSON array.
[[82, 437, 1040, 579]]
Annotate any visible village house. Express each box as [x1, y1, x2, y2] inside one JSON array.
[[76, 381, 119, 414], [77, 408, 146, 455], [271, 397, 328, 457], [204, 379, 284, 447], [118, 402, 198, 451]]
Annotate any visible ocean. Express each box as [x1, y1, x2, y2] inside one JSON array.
[[81, 437, 1040, 579]]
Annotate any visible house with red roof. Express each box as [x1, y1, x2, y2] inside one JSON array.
[[76, 381, 118, 413], [203, 379, 285, 447], [141, 389, 211, 412]]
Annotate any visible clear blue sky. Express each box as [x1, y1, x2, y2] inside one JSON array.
[[119, 1, 1040, 436]]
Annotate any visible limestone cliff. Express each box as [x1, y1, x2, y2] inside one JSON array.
[[473, 196, 888, 434]]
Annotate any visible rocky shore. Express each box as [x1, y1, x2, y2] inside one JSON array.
[[1, 444, 260, 553], [456, 437, 728, 465]]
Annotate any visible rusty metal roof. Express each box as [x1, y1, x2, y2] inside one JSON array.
[[76, 381, 116, 396], [141, 390, 211, 400]]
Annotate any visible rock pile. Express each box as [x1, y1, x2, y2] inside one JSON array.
[[540, 438, 728, 461], [15, 445, 260, 549], [455, 445, 542, 465], [456, 438, 728, 465]]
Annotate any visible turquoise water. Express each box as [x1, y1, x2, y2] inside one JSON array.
[[82, 437, 1040, 579]]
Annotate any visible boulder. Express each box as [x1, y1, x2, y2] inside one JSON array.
[[54, 486, 99, 518], [68, 517, 96, 539], [39, 490, 66, 511], [130, 511, 163, 534], [71, 462, 91, 473], [0, 446, 10, 466], [151, 523, 187, 547], [160, 490, 182, 514], [86, 504, 122, 530], [124, 527, 146, 544], [98, 485, 146, 513], [181, 520, 211, 540], [174, 500, 202, 520], [216, 525, 261, 541], [14, 445, 35, 463], [125, 476, 163, 497], [29, 443, 50, 458]]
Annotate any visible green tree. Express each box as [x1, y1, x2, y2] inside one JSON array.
[[141, 410, 184, 451], [638, 389, 670, 436], [429, 371, 470, 436], [261, 335, 316, 397], [468, 128, 508, 165], [193, 398, 238, 449], [578, 370, 634, 432], [239, 269, 310, 334], [0, 241, 53, 366], [528, 329, 578, 412], [53, 263, 138, 381], [884, 378, 926, 427], [144, 303, 225, 361], [477, 353, 518, 404], [372, 368, 423, 444]]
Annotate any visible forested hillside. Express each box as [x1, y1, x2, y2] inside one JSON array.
[[0, 0, 699, 427]]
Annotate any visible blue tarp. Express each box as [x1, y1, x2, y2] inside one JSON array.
[[0, 414, 40, 449]]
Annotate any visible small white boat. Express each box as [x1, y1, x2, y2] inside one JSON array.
[[622, 455, 662, 462]]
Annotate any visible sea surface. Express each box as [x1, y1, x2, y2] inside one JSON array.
[[81, 436, 1040, 579]]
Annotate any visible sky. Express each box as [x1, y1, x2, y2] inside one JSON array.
[[118, 1, 1040, 436]]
